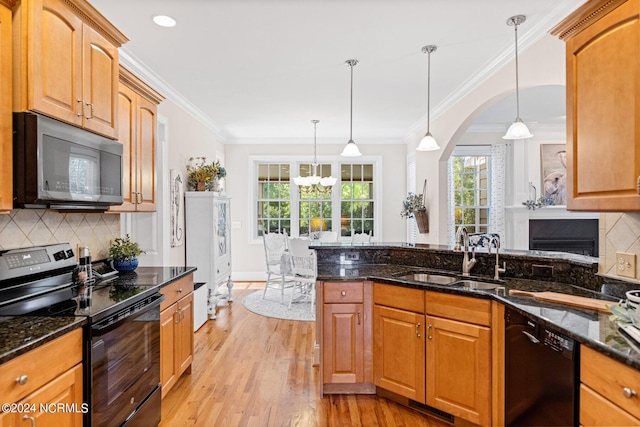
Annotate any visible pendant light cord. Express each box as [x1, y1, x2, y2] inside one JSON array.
[[427, 50, 431, 133], [514, 20, 521, 119], [349, 62, 354, 141]]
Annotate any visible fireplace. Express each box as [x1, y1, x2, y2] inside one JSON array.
[[529, 219, 599, 257]]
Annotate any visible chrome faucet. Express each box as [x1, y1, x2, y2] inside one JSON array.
[[455, 226, 476, 276], [489, 235, 506, 280]]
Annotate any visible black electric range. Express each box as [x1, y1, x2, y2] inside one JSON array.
[[0, 243, 163, 427]]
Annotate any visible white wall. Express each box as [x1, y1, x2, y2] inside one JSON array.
[[225, 142, 407, 280], [158, 99, 225, 267]]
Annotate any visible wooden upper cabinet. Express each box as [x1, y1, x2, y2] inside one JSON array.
[[552, 0, 640, 211], [13, 0, 127, 139], [0, 1, 13, 213], [110, 66, 163, 213]]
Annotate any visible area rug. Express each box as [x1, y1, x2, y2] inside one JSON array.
[[242, 288, 315, 321]]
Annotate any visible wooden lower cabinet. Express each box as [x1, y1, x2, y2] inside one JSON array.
[[426, 314, 491, 426], [0, 329, 83, 426], [373, 304, 426, 403], [160, 275, 194, 398], [320, 281, 373, 394], [580, 345, 640, 425]]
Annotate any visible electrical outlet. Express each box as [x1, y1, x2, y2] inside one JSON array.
[[616, 252, 636, 278]]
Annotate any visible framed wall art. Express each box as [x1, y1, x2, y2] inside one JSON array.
[[540, 143, 567, 206]]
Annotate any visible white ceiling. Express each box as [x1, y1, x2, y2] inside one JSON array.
[[90, 0, 584, 144]]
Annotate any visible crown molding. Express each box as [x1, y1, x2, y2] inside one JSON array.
[[119, 49, 226, 143]]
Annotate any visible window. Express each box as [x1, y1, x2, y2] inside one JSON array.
[[450, 147, 491, 238], [340, 164, 374, 237], [257, 163, 291, 235], [252, 157, 381, 241], [298, 163, 333, 235]]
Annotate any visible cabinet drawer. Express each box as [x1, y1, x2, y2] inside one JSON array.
[[324, 282, 363, 303], [0, 328, 82, 404], [425, 291, 491, 326], [581, 346, 640, 419], [580, 384, 640, 426], [373, 283, 424, 313], [161, 274, 194, 310]]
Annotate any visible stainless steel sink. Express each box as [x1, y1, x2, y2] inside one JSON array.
[[452, 280, 501, 290], [397, 273, 458, 285]]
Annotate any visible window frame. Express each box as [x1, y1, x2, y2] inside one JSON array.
[[249, 155, 383, 244]]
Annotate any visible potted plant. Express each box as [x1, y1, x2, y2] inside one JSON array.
[[186, 157, 227, 191], [400, 180, 429, 233], [109, 234, 144, 272]]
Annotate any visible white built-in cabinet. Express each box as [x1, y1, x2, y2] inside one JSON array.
[[185, 192, 232, 319]]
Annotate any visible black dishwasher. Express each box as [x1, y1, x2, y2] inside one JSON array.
[[505, 307, 578, 427]]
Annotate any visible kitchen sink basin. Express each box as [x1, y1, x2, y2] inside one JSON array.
[[397, 273, 458, 285], [453, 280, 501, 290]]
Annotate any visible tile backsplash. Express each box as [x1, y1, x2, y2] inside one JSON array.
[[0, 210, 120, 259], [601, 212, 640, 282]]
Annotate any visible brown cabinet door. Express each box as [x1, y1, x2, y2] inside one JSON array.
[[426, 315, 491, 426], [323, 303, 364, 384], [160, 303, 177, 398], [564, 0, 640, 211], [136, 97, 157, 211], [0, 3, 11, 213], [19, 365, 84, 427], [176, 293, 194, 376], [111, 83, 137, 212], [81, 24, 118, 139], [31, 0, 83, 126], [373, 304, 425, 403]]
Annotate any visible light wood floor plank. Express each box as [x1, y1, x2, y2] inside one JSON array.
[[160, 283, 451, 426]]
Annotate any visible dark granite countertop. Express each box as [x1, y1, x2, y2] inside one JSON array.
[[0, 266, 196, 365], [315, 251, 640, 371]]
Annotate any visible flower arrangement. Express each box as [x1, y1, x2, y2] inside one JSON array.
[[186, 157, 227, 190], [400, 192, 425, 219]]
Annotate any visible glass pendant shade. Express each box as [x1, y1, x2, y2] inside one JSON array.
[[503, 118, 533, 140], [417, 132, 440, 151], [341, 140, 362, 157]]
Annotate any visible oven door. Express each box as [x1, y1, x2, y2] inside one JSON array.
[[90, 293, 164, 427]]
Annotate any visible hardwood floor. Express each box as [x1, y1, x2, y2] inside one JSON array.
[[160, 282, 451, 427]]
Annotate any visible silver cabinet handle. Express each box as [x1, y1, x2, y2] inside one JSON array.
[[416, 322, 421, 338], [427, 324, 433, 340], [15, 375, 28, 385], [341, 290, 346, 296], [637, 176, 640, 195], [23, 415, 36, 427], [77, 99, 84, 117], [177, 288, 183, 293], [85, 102, 94, 119], [623, 387, 637, 399]]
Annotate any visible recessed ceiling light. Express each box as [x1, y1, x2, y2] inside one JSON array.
[[153, 15, 176, 28]]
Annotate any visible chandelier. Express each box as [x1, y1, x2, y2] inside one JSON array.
[[294, 120, 337, 194]]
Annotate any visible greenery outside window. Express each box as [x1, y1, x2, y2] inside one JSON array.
[[257, 163, 291, 236], [451, 153, 490, 235], [340, 164, 374, 237], [298, 163, 333, 235]]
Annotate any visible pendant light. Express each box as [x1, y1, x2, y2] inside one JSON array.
[[341, 59, 362, 157], [417, 45, 440, 151], [294, 120, 336, 193], [503, 15, 533, 140]]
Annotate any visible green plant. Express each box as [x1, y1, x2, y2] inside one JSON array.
[[400, 192, 425, 219], [108, 234, 144, 260]]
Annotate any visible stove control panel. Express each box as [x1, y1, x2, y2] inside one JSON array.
[[0, 243, 77, 282]]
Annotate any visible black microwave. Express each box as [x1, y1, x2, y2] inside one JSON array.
[[13, 113, 124, 210]]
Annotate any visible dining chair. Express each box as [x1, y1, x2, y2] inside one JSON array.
[[317, 231, 338, 242], [351, 229, 371, 243], [262, 232, 294, 304], [287, 237, 317, 311]]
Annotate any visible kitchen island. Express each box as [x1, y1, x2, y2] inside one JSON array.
[[313, 242, 640, 426]]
